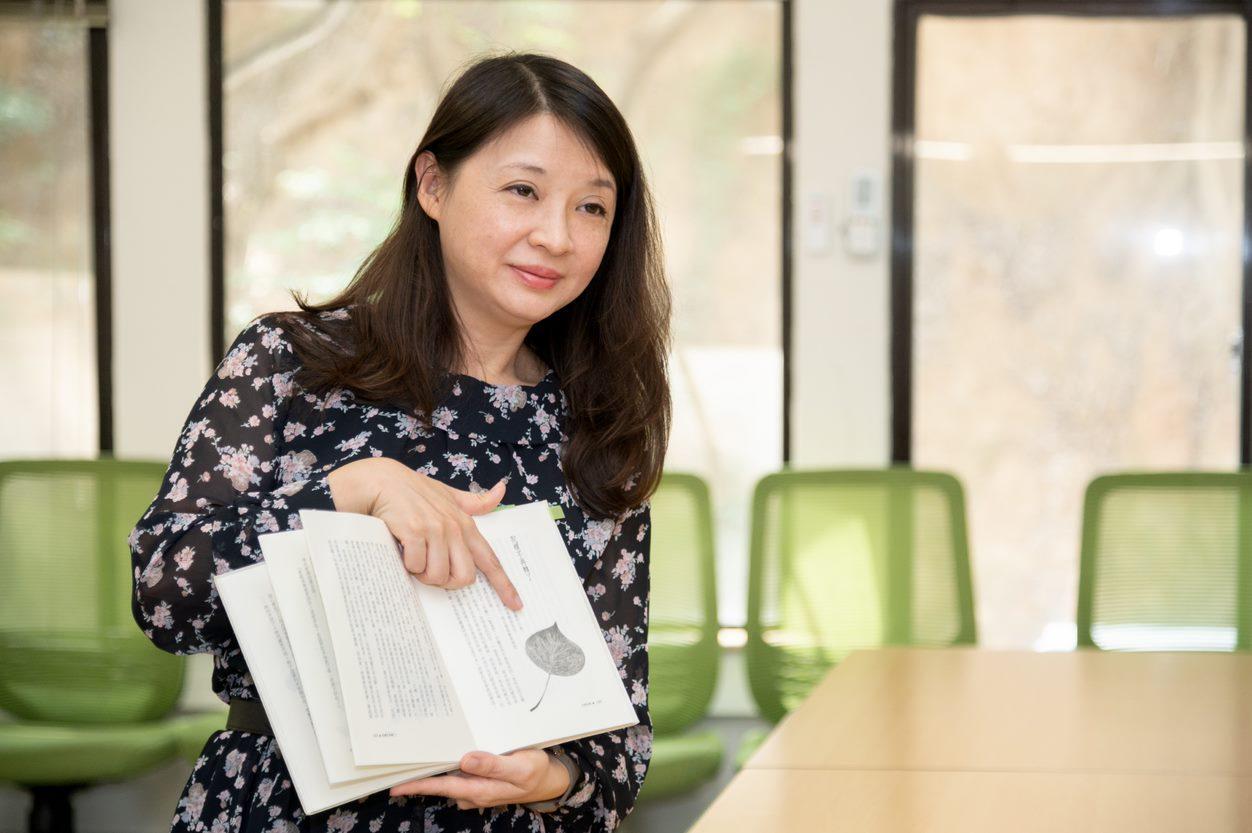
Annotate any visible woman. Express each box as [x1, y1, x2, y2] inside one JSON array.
[[130, 52, 670, 833]]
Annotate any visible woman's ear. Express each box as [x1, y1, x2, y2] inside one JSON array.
[[414, 150, 445, 222]]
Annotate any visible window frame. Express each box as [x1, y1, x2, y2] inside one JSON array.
[[89, 20, 113, 453]]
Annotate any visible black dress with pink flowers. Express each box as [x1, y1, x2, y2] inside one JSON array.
[[129, 309, 652, 833]]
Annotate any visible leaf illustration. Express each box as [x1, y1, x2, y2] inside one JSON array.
[[525, 622, 585, 711]]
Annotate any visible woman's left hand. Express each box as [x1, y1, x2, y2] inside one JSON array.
[[389, 748, 570, 810]]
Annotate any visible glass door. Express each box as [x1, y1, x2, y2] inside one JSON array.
[[909, 13, 1246, 649]]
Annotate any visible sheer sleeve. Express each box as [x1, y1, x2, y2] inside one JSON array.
[[129, 314, 339, 656], [544, 500, 653, 831]]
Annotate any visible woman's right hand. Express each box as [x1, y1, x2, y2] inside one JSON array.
[[326, 458, 523, 612]]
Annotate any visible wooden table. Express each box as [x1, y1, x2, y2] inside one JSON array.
[[687, 648, 1252, 832]]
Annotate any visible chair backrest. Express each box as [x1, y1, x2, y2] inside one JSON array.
[[0, 458, 184, 722], [1077, 472, 1252, 652], [646, 472, 719, 736], [745, 468, 977, 723]]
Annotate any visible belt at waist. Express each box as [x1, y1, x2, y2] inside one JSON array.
[[226, 697, 274, 737]]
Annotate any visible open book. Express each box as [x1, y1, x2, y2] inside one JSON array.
[[212, 501, 638, 815]]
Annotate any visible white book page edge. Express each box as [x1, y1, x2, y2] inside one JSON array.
[[212, 563, 453, 816], [261, 529, 417, 784], [299, 508, 475, 765]]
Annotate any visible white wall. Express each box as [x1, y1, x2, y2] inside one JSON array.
[[790, 0, 892, 468], [0, 1, 893, 827], [111, 3, 214, 460]]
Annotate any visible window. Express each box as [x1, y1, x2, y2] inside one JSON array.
[[909, 13, 1245, 648], [0, 16, 102, 457], [221, 0, 784, 624]]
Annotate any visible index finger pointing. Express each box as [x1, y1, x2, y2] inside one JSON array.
[[464, 524, 523, 611]]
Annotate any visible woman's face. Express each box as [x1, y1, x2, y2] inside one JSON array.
[[415, 113, 617, 337]]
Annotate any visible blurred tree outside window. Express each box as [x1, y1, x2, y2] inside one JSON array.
[[0, 19, 97, 458], [223, 0, 783, 625], [913, 14, 1244, 649]]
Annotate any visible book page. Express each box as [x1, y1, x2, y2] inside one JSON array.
[[212, 563, 453, 816], [417, 502, 639, 753], [298, 509, 474, 766], [261, 530, 420, 784]]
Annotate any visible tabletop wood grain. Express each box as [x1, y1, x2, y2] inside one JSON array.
[[744, 647, 1252, 775], [687, 769, 1252, 833]]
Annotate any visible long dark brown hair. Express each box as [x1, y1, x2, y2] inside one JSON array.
[[274, 52, 671, 520]]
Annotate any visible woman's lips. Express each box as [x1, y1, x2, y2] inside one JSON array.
[[510, 265, 560, 290]]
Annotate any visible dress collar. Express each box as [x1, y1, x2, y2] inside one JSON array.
[[431, 368, 569, 447]]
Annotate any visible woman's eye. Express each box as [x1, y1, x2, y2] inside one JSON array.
[[507, 185, 606, 218]]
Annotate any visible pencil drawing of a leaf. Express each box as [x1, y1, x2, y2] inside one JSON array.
[[526, 622, 585, 711]]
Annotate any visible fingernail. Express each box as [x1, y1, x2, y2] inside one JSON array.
[[511, 591, 524, 609]]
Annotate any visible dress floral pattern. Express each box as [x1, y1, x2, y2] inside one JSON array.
[[129, 309, 652, 833]]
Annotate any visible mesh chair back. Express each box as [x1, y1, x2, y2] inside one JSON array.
[[0, 459, 184, 722], [746, 468, 976, 723], [647, 473, 719, 736], [1077, 472, 1252, 651]]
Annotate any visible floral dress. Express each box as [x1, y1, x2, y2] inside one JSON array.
[[128, 309, 652, 833]]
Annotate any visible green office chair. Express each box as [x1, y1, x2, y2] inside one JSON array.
[[636, 473, 723, 802], [0, 459, 223, 833], [738, 468, 977, 766], [1077, 472, 1252, 652]]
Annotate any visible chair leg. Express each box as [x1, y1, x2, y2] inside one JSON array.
[[28, 785, 80, 833]]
